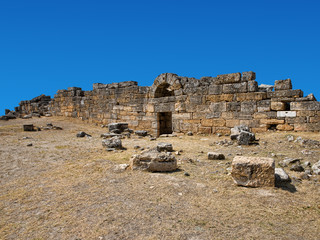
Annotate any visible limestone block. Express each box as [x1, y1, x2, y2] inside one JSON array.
[[251, 126, 268, 133], [297, 110, 316, 117], [233, 112, 253, 120], [226, 119, 240, 128], [240, 101, 257, 113], [206, 94, 234, 102], [277, 111, 297, 118], [274, 79, 292, 90], [212, 119, 226, 127], [276, 124, 294, 131], [290, 102, 320, 111], [213, 127, 231, 135], [205, 112, 221, 119], [172, 113, 192, 120], [216, 72, 241, 84], [310, 116, 320, 123], [208, 152, 225, 160], [201, 119, 213, 127], [175, 102, 186, 112], [248, 81, 258, 92], [241, 71, 256, 81], [236, 92, 267, 101], [222, 82, 247, 94], [231, 156, 275, 187], [226, 102, 241, 112], [209, 102, 227, 112], [267, 89, 303, 98], [129, 150, 177, 172], [221, 112, 234, 119], [271, 102, 287, 111], [260, 119, 285, 125], [208, 85, 223, 95], [198, 126, 212, 134]]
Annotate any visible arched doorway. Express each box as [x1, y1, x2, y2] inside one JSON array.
[[154, 83, 174, 136]]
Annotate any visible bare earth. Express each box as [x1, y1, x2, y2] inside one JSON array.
[[0, 117, 319, 240]]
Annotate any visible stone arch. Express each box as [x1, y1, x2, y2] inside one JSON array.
[[154, 83, 174, 98], [150, 73, 181, 98]]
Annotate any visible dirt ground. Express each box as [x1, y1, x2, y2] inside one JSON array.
[[0, 117, 319, 240]]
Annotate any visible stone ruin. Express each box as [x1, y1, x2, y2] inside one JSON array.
[[5, 71, 320, 135]]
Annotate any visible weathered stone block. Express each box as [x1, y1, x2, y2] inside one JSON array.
[[260, 119, 285, 125], [290, 102, 320, 111], [216, 73, 241, 84], [208, 85, 223, 95], [226, 119, 240, 128], [209, 102, 227, 112], [236, 92, 267, 101], [227, 102, 241, 112], [172, 113, 192, 120], [271, 102, 287, 111], [208, 152, 225, 160], [267, 89, 303, 98], [240, 101, 257, 113], [241, 71, 256, 81], [274, 79, 292, 91], [277, 111, 297, 118], [231, 156, 275, 187], [247, 81, 258, 92], [198, 126, 212, 134], [223, 82, 247, 94], [276, 124, 294, 131]]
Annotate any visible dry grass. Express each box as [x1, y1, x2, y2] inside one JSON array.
[[0, 117, 319, 240]]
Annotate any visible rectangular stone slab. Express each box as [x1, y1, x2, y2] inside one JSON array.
[[231, 156, 275, 187]]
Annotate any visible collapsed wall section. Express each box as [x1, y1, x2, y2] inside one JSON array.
[[15, 71, 320, 135]]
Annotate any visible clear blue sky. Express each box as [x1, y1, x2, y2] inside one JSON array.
[[1, 0, 319, 113]]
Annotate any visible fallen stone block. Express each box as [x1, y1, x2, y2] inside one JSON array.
[[312, 160, 320, 175], [135, 130, 148, 136], [23, 124, 35, 131], [231, 156, 275, 187], [108, 122, 129, 133], [129, 149, 177, 172], [208, 152, 225, 160], [275, 168, 291, 183], [157, 142, 173, 152], [102, 137, 123, 149]]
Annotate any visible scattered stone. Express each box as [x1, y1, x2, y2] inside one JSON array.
[[312, 161, 320, 175], [22, 114, 32, 119], [157, 142, 173, 152], [231, 156, 275, 187], [279, 158, 301, 167], [184, 172, 190, 176], [134, 145, 140, 149], [230, 125, 256, 145], [27, 143, 33, 147], [299, 172, 311, 180], [150, 137, 156, 141], [76, 131, 91, 138], [301, 149, 313, 155], [102, 137, 123, 150], [290, 164, 304, 172], [237, 131, 256, 145], [23, 124, 35, 131], [217, 133, 222, 137], [275, 168, 291, 183], [106, 148, 115, 152], [100, 133, 123, 139], [129, 149, 177, 172], [135, 130, 148, 137], [113, 164, 129, 173], [207, 152, 225, 160], [45, 113, 52, 117], [287, 135, 294, 142], [187, 131, 193, 136], [108, 122, 129, 133], [302, 161, 311, 168]]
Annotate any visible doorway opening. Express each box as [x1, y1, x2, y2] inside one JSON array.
[[157, 112, 172, 136]]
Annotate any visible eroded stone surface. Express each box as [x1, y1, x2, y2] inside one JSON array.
[[231, 156, 275, 187]]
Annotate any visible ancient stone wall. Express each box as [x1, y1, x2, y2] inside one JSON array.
[[16, 71, 320, 135]]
